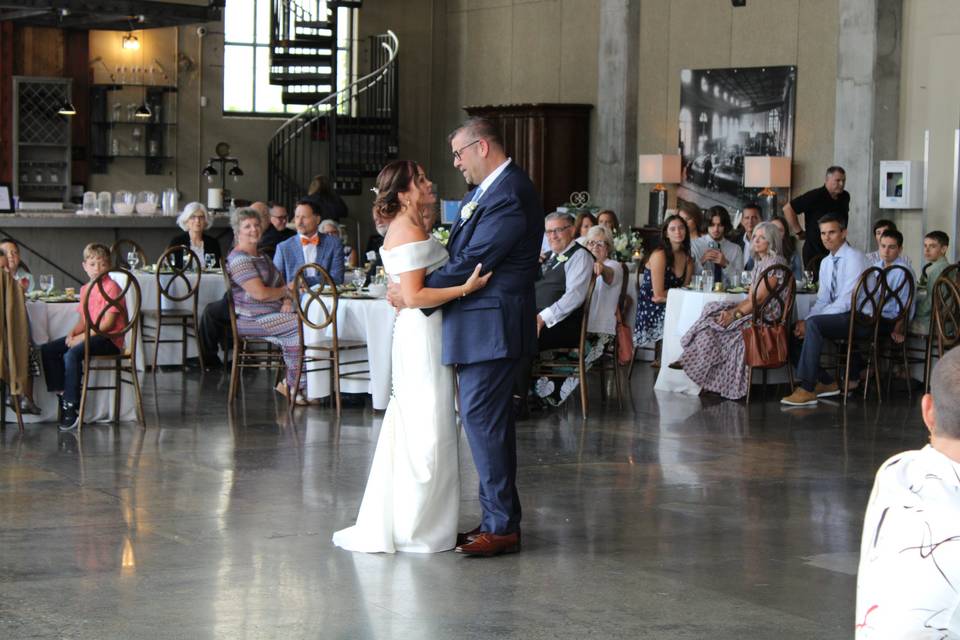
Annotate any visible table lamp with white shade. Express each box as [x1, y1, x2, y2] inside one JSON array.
[[638, 154, 681, 227], [743, 156, 791, 220]]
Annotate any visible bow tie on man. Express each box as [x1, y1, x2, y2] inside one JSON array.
[[301, 235, 319, 246]]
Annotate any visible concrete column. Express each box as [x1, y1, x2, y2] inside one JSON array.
[[833, 0, 902, 251], [593, 0, 640, 223]]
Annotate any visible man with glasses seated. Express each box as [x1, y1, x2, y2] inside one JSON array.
[[512, 212, 594, 417]]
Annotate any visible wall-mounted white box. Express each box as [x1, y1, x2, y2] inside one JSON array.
[[879, 160, 924, 209]]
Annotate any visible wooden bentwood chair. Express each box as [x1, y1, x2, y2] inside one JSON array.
[[532, 276, 597, 420], [292, 262, 368, 415], [745, 264, 796, 404], [140, 245, 204, 371], [220, 259, 287, 405], [820, 266, 885, 405], [923, 275, 960, 392], [875, 265, 916, 398], [594, 262, 631, 408], [77, 268, 145, 430]]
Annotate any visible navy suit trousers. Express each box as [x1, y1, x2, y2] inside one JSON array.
[[457, 357, 521, 535], [792, 313, 892, 391]]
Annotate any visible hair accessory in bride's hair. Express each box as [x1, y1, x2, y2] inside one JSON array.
[[370, 187, 380, 196]]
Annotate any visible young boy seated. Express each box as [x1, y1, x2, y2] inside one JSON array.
[[910, 230, 951, 335], [40, 243, 127, 430]]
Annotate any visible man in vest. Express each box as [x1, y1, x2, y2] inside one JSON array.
[[513, 211, 594, 417]]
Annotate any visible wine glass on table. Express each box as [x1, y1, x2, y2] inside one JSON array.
[[127, 251, 140, 271], [39, 274, 54, 296], [740, 271, 751, 289], [205, 253, 217, 271]]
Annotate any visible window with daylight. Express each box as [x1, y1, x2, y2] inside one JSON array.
[[223, 0, 358, 116]]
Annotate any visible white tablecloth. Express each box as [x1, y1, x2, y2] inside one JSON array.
[[134, 269, 226, 366], [303, 295, 395, 410], [654, 288, 816, 395], [4, 299, 142, 424]]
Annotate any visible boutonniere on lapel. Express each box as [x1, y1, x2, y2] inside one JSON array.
[[556, 253, 569, 264], [460, 201, 479, 221]]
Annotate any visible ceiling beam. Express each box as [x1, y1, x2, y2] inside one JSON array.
[[0, 0, 222, 29]]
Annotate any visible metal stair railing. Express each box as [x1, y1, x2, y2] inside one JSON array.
[[267, 29, 399, 206]]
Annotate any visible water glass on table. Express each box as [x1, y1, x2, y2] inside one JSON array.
[[38, 274, 54, 295], [740, 271, 751, 288], [802, 270, 815, 291], [701, 270, 714, 293], [204, 253, 217, 270], [126, 252, 140, 271]]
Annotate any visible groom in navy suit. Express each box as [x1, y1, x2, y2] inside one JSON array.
[[421, 117, 542, 556]]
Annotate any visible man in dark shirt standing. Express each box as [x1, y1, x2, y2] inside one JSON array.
[[782, 165, 850, 269]]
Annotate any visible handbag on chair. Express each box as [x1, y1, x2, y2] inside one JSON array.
[[741, 323, 789, 368]]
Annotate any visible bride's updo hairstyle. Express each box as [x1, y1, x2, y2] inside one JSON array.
[[372, 159, 420, 227]]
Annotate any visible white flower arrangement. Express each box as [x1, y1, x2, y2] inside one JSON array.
[[612, 230, 643, 262], [431, 227, 450, 246], [460, 201, 479, 220]]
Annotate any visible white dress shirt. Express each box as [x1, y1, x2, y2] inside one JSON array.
[[866, 250, 913, 270], [871, 256, 916, 321], [588, 258, 623, 335], [807, 242, 868, 319], [855, 445, 960, 638], [300, 233, 318, 276], [475, 158, 512, 200], [691, 235, 745, 279], [539, 242, 593, 328]]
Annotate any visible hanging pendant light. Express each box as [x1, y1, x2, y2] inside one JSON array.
[[57, 99, 77, 116], [134, 102, 152, 119]]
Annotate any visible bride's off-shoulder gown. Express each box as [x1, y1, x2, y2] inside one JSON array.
[[332, 237, 460, 553]]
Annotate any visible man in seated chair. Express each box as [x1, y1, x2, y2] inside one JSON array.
[[855, 347, 960, 638], [691, 206, 744, 285], [512, 212, 593, 417], [274, 199, 344, 286], [910, 230, 951, 335], [781, 214, 867, 406], [257, 202, 296, 259], [872, 229, 915, 345]]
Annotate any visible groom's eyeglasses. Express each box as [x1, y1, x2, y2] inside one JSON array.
[[452, 139, 481, 161]]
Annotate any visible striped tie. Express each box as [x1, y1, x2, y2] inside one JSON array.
[[828, 256, 840, 303]]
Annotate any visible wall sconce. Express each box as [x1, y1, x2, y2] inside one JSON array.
[[744, 156, 791, 219], [122, 34, 140, 50], [638, 154, 682, 226]]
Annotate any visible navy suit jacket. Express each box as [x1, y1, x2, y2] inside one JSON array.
[[425, 162, 542, 366], [273, 233, 344, 286]]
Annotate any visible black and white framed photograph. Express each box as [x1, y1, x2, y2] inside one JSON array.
[[677, 65, 797, 212], [0, 183, 13, 213]]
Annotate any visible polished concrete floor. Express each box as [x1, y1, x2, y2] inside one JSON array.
[[0, 366, 926, 639]]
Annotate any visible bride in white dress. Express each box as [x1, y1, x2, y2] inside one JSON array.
[[333, 161, 490, 553]]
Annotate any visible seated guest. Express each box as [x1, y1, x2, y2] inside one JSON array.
[[676, 201, 702, 242], [597, 209, 620, 233], [257, 202, 296, 258], [274, 199, 344, 286], [782, 165, 850, 268], [634, 215, 694, 348], [320, 218, 358, 268], [227, 208, 306, 404], [736, 202, 763, 270], [513, 212, 593, 412], [41, 243, 127, 430], [574, 211, 597, 246], [769, 215, 805, 281], [671, 222, 788, 399], [169, 202, 221, 267], [865, 218, 913, 269], [910, 230, 951, 335], [872, 229, 915, 344], [0, 240, 40, 414], [855, 348, 960, 638], [781, 214, 868, 406], [691, 205, 744, 284], [0, 240, 34, 292]]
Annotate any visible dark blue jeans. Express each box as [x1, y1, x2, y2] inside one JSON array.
[[41, 336, 120, 405], [791, 313, 891, 392]]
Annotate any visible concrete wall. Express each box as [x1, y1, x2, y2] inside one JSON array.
[[635, 0, 839, 225], [428, 0, 601, 203], [896, 0, 960, 265]]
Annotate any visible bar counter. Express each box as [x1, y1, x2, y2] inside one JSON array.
[[1, 211, 233, 285]]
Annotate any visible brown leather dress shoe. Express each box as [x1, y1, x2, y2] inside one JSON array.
[[455, 531, 521, 557], [456, 526, 483, 547]]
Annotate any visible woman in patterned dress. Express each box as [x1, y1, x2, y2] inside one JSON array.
[[226, 207, 306, 404], [634, 214, 693, 348], [670, 222, 789, 400]]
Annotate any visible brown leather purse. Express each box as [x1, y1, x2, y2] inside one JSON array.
[[741, 323, 789, 368]]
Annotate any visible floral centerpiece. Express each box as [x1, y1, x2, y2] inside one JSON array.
[[612, 229, 643, 262], [431, 227, 450, 246]]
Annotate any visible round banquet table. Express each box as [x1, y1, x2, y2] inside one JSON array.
[[302, 293, 396, 410], [654, 288, 817, 395]]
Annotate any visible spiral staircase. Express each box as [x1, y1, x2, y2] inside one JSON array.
[[267, 0, 398, 203]]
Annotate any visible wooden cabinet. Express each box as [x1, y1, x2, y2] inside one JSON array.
[[12, 76, 72, 205], [463, 103, 592, 212]]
